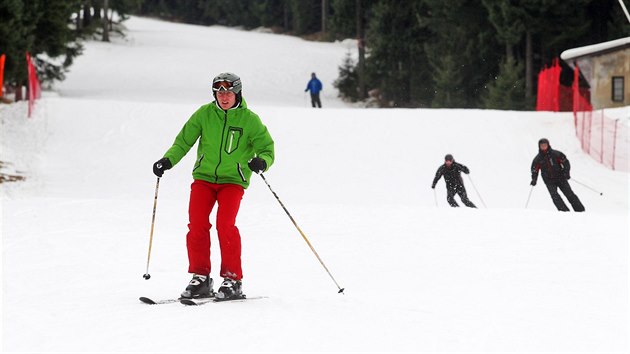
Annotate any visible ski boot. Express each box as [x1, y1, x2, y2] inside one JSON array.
[[215, 278, 244, 301], [180, 274, 214, 299]]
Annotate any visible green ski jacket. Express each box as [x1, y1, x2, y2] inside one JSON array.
[[163, 99, 274, 188]]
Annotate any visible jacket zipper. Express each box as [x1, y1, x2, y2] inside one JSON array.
[[237, 163, 247, 183], [228, 130, 235, 153], [213, 111, 228, 182], [193, 154, 205, 172]]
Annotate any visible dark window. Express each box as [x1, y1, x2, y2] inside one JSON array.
[[612, 76, 624, 102]]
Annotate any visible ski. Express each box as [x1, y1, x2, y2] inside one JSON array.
[[180, 295, 267, 306], [139, 296, 179, 305]]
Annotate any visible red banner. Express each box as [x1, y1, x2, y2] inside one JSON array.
[[26, 52, 41, 117], [536, 58, 573, 112], [0, 54, 5, 98]]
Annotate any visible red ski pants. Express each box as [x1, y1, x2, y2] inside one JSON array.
[[186, 180, 244, 280]]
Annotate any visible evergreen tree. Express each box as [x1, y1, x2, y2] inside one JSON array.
[[0, 0, 83, 92], [334, 51, 359, 101], [364, 0, 431, 107], [0, 0, 27, 87], [288, 0, 320, 35], [328, 0, 356, 39], [482, 57, 527, 110], [29, 0, 83, 82], [251, 0, 287, 30], [423, 0, 500, 108]]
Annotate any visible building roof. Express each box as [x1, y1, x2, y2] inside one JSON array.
[[560, 36, 630, 62]]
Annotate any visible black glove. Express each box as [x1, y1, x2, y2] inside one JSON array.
[[530, 179, 537, 186], [564, 171, 571, 180], [153, 157, 172, 177], [248, 157, 267, 174], [431, 184, 436, 189]]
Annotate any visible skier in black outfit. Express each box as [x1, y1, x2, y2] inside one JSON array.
[[432, 154, 477, 208], [530, 138, 585, 212]]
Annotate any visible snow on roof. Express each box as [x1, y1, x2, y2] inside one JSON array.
[[560, 36, 630, 61]]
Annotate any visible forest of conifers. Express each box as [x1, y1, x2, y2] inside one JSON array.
[[2, 0, 629, 109]]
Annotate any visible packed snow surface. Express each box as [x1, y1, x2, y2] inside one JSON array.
[[2, 16, 628, 353]]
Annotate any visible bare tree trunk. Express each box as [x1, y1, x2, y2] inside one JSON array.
[[525, 30, 533, 100], [102, 0, 110, 42], [356, 0, 366, 99], [83, 0, 92, 28], [76, 4, 83, 32], [321, 0, 327, 34], [283, 0, 290, 32], [15, 84, 23, 101], [93, 0, 101, 20]]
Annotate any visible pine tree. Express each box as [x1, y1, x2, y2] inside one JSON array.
[[482, 57, 527, 110], [423, 0, 500, 108], [328, 0, 356, 39], [364, 0, 431, 107], [333, 51, 359, 101], [0, 0, 27, 87]]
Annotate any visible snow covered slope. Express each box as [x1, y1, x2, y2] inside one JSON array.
[[2, 16, 628, 353]]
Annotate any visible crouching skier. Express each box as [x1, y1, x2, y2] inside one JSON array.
[[152, 72, 275, 301], [431, 154, 477, 208]]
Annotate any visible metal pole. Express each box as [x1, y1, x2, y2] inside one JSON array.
[[143, 177, 160, 280], [571, 178, 603, 196], [612, 119, 619, 171], [599, 109, 605, 165], [618, 0, 630, 24], [525, 185, 534, 209], [466, 175, 487, 208], [433, 188, 438, 207], [259, 173, 345, 294]]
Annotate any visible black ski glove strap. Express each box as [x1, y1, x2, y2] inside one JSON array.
[[153, 157, 172, 177]]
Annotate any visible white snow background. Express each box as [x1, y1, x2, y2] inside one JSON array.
[[1, 17, 628, 353]]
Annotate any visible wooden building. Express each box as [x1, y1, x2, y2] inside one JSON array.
[[561, 37, 630, 110]]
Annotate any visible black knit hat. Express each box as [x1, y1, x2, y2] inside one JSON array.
[[538, 138, 550, 145], [445, 154, 454, 161]]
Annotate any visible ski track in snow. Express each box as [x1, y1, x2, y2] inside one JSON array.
[[1, 16, 628, 353]]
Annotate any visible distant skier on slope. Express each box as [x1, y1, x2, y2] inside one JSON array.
[[530, 138, 584, 212], [304, 72, 323, 108], [152, 72, 275, 300], [431, 154, 477, 208]]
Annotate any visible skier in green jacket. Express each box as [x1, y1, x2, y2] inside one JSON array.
[[152, 72, 274, 301]]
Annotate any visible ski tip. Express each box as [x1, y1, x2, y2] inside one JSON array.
[[180, 299, 199, 306], [139, 297, 157, 305]]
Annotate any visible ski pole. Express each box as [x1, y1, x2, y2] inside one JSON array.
[[259, 173, 345, 294], [571, 178, 603, 196], [143, 177, 160, 280], [433, 188, 438, 207], [466, 174, 487, 208], [525, 185, 534, 208]]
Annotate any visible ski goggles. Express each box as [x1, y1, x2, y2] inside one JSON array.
[[212, 80, 236, 92]]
